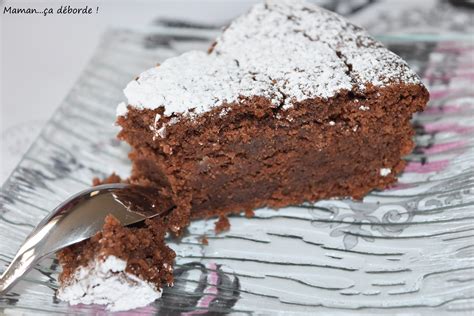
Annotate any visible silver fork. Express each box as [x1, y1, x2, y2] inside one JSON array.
[[0, 183, 175, 295]]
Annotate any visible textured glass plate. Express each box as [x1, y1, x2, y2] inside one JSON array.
[[0, 26, 473, 315]]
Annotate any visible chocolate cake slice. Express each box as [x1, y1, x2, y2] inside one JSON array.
[[58, 0, 428, 311], [117, 0, 429, 227]]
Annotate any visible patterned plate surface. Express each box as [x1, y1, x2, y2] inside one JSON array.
[[0, 25, 473, 315]]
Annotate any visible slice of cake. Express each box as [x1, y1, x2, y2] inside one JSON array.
[[57, 215, 175, 311], [58, 0, 428, 311], [117, 0, 429, 227]]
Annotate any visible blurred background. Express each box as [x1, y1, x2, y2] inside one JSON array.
[[1, 0, 473, 184]]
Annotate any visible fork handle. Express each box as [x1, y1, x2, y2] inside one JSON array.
[[0, 248, 40, 295]]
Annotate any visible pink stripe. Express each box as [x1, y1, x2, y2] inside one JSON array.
[[443, 103, 474, 109], [423, 123, 474, 134], [426, 89, 472, 100], [183, 262, 219, 315], [405, 160, 449, 174], [436, 46, 474, 53], [423, 106, 464, 114], [428, 90, 451, 99], [423, 140, 466, 154], [387, 182, 414, 191], [118, 305, 157, 315], [72, 304, 155, 315], [456, 63, 474, 68], [454, 70, 474, 77], [423, 73, 474, 81]]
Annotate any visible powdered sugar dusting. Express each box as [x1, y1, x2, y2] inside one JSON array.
[[121, 0, 421, 117], [116, 102, 128, 117], [125, 51, 280, 117], [57, 256, 162, 311], [380, 168, 392, 177]]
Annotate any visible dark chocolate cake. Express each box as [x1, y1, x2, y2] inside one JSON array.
[[117, 0, 428, 227], [58, 0, 429, 311]]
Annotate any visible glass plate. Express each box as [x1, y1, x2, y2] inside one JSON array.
[[0, 26, 473, 315]]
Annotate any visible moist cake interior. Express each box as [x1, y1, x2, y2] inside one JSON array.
[[119, 83, 427, 221]]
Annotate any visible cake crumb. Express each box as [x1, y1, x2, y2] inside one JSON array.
[[92, 173, 123, 186], [214, 215, 231, 233], [116, 102, 128, 117], [244, 209, 255, 218], [162, 144, 173, 155]]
